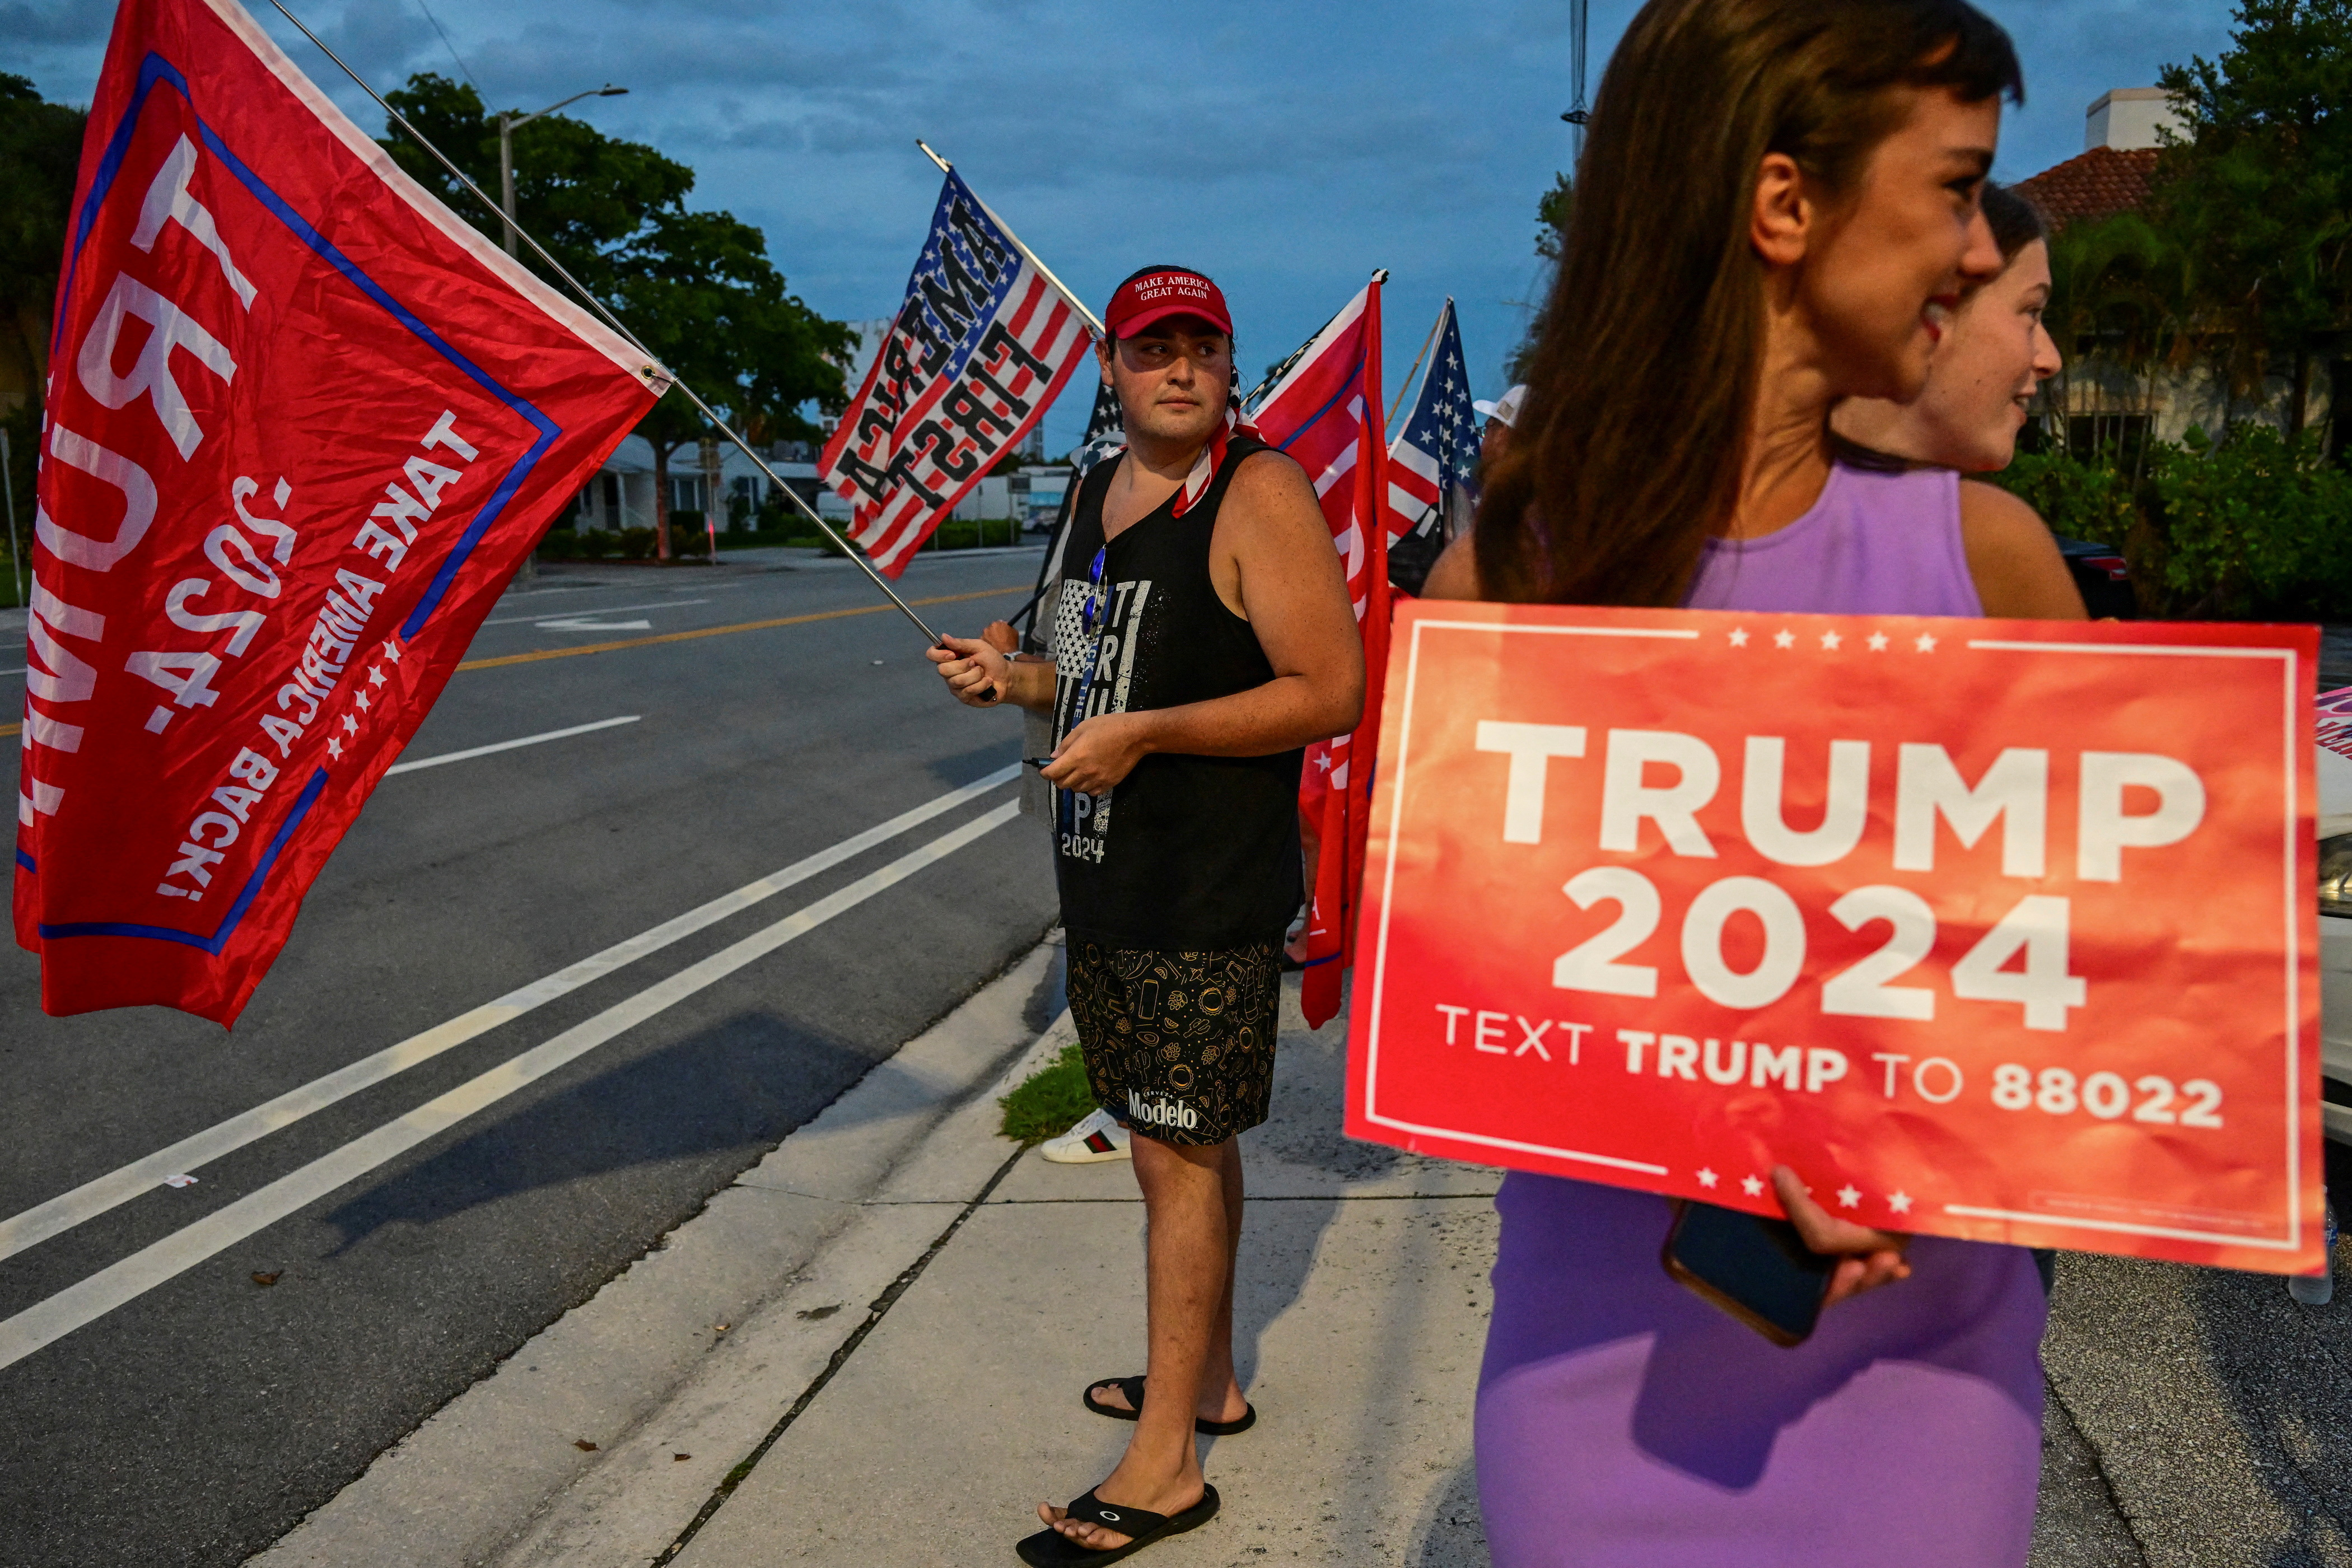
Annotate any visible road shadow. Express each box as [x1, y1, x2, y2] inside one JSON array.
[[318, 1009, 875, 1252]]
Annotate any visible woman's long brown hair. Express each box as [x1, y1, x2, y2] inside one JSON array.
[[1476, 0, 2023, 607]]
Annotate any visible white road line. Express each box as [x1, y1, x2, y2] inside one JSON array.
[[0, 799, 1021, 1374], [385, 716, 641, 775], [0, 764, 1021, 1266], [480, 595, 720, 626]]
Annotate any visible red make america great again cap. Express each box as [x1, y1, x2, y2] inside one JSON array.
[[1104, 267, 1233, 339]]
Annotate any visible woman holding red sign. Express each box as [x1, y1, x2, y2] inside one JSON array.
[[1424, 0, 2085, 1562]]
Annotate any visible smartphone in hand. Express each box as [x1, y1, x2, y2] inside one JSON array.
[[1662, 1200, 1835, 1347]]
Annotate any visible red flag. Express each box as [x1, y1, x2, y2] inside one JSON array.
[[14, 0, 664, 1024], [1247, 277, 1388, 1027]]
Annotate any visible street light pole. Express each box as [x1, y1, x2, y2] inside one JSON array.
[[496, 83, 627, 259], [495, 82, 628, 585]]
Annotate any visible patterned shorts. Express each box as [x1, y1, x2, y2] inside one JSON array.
[[1066, 941, 1282, 1146]]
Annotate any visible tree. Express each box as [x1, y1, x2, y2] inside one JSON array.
[[0, 74, 86, 603], [379, 76, 850, 558], [1506, 173, 1576, 382], [611, 209, 849, 557], [2153, 0, 2352, 441]]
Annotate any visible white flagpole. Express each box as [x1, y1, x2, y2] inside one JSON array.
[[915, 140, 1105, 339], [1385, 298, 1449, 437]]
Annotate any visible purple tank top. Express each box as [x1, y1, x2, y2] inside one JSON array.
[[1476, 459, 2046, 1568], [1684, 461, 1984, 617]]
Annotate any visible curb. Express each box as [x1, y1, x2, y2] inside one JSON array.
[[246, 939, 1067, 1568]]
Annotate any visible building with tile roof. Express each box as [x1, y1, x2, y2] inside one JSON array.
[[2014, 146, 2160, 233], [2014, 87, 2328, 450]]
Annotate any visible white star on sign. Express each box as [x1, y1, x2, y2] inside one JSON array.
[[1696, 1168, 1719, 1189], [326, 736, 342, 759], [340, 713, 358, 735], [354, 691, 371, 712], [1867, 631, 1890, 651], [1836, 1184, 1862, 1208], [1728, 627, 1749, 647], [382, 641, 403, 663], [1887, 1190, 1914, 1214], [1740, 1173, 1765, 1198], [368, 666, 386, 687], [1772, 629, 1795, 650], [1914, 632, 1938, 652], [1819, 630, 1842, 650]]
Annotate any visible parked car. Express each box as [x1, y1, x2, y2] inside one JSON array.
[[2318, 714, 2352, 1145], [2055, 536, 2134, 619]]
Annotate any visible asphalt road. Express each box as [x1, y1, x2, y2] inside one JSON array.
[[0, 546, 1059, 1568]]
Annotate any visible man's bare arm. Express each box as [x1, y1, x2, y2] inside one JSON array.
[[1044, 452, 1362, 794]]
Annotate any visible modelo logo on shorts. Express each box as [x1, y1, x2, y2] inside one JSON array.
[[1127, 1090, 1199, 1131]]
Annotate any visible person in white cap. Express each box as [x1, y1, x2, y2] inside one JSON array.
[[1473, 383, 1527, 467]]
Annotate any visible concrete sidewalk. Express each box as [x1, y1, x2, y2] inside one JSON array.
[[660, 984, 1499, 1568], [253, 949, 1497, 1567]]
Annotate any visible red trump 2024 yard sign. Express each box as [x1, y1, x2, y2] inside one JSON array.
[[1345, 601, 2323, 1275]]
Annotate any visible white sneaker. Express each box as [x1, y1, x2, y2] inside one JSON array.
[[1040, 1107, 1132, 1164]]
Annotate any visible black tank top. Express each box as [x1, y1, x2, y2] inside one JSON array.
[[1049, 434, 1305, 950]]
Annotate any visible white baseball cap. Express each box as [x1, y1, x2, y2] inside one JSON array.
[[1472, 384, 1528, 428]]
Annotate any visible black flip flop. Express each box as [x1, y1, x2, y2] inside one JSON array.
[[1082, 1375, 1256, 1436], [1015, 1483, 1220, 1566]]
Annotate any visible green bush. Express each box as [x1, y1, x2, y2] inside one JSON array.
[[2148, 426, 2352, 619], [1992, 447, 2140, 549]]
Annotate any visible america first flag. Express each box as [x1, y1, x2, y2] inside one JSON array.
[[819, 171, 1093, 576]]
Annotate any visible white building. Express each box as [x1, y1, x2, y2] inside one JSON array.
[[570, 433, 824, 533]]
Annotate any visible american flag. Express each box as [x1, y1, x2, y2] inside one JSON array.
[[819, 171, 1093, 576], [1070, 377, 1126, 478], [1385, 299, 1480, 545]]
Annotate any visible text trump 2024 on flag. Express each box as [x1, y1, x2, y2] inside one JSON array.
[[819, 171, 1092, 575], [15, 0, 664, 1025]]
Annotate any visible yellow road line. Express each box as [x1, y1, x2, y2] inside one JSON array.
[[454, 585, 1028, 673], [0, 585, 1025, 736]]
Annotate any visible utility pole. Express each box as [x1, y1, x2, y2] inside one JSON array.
[[699, 436, 723, 564], [0, 427, 22, 609], [1558, 0, 1592, 163]]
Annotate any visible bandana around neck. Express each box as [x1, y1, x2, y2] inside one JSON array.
[[1169, 399, 1260, 519]]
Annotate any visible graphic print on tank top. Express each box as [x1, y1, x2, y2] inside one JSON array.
[[1048, 572, 1151, 863], [1043, 437, 1305, 952]]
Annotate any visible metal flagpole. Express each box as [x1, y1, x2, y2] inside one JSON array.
[[1384, 300, 1447, 436], [914, 140, 1105, 339], [265, 0, 948, 647]]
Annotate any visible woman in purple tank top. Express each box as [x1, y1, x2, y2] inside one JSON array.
[[1422, 2, 2085, 1564]]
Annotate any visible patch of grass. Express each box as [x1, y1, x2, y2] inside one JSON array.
[[998, 1043, 1096, 1145]]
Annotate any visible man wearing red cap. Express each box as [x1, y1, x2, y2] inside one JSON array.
[[932, 266, 1362, 1562]]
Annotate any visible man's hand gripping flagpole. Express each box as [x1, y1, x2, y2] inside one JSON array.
[[264, 1, 958, 648]]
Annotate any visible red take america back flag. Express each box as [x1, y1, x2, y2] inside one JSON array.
[[1245, 276, 1389, 1029], [15, 0, 663, 1025], [819, 171, 1093, 576]]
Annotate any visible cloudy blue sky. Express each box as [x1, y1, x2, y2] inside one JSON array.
[[10, 0, 2238, 453]]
